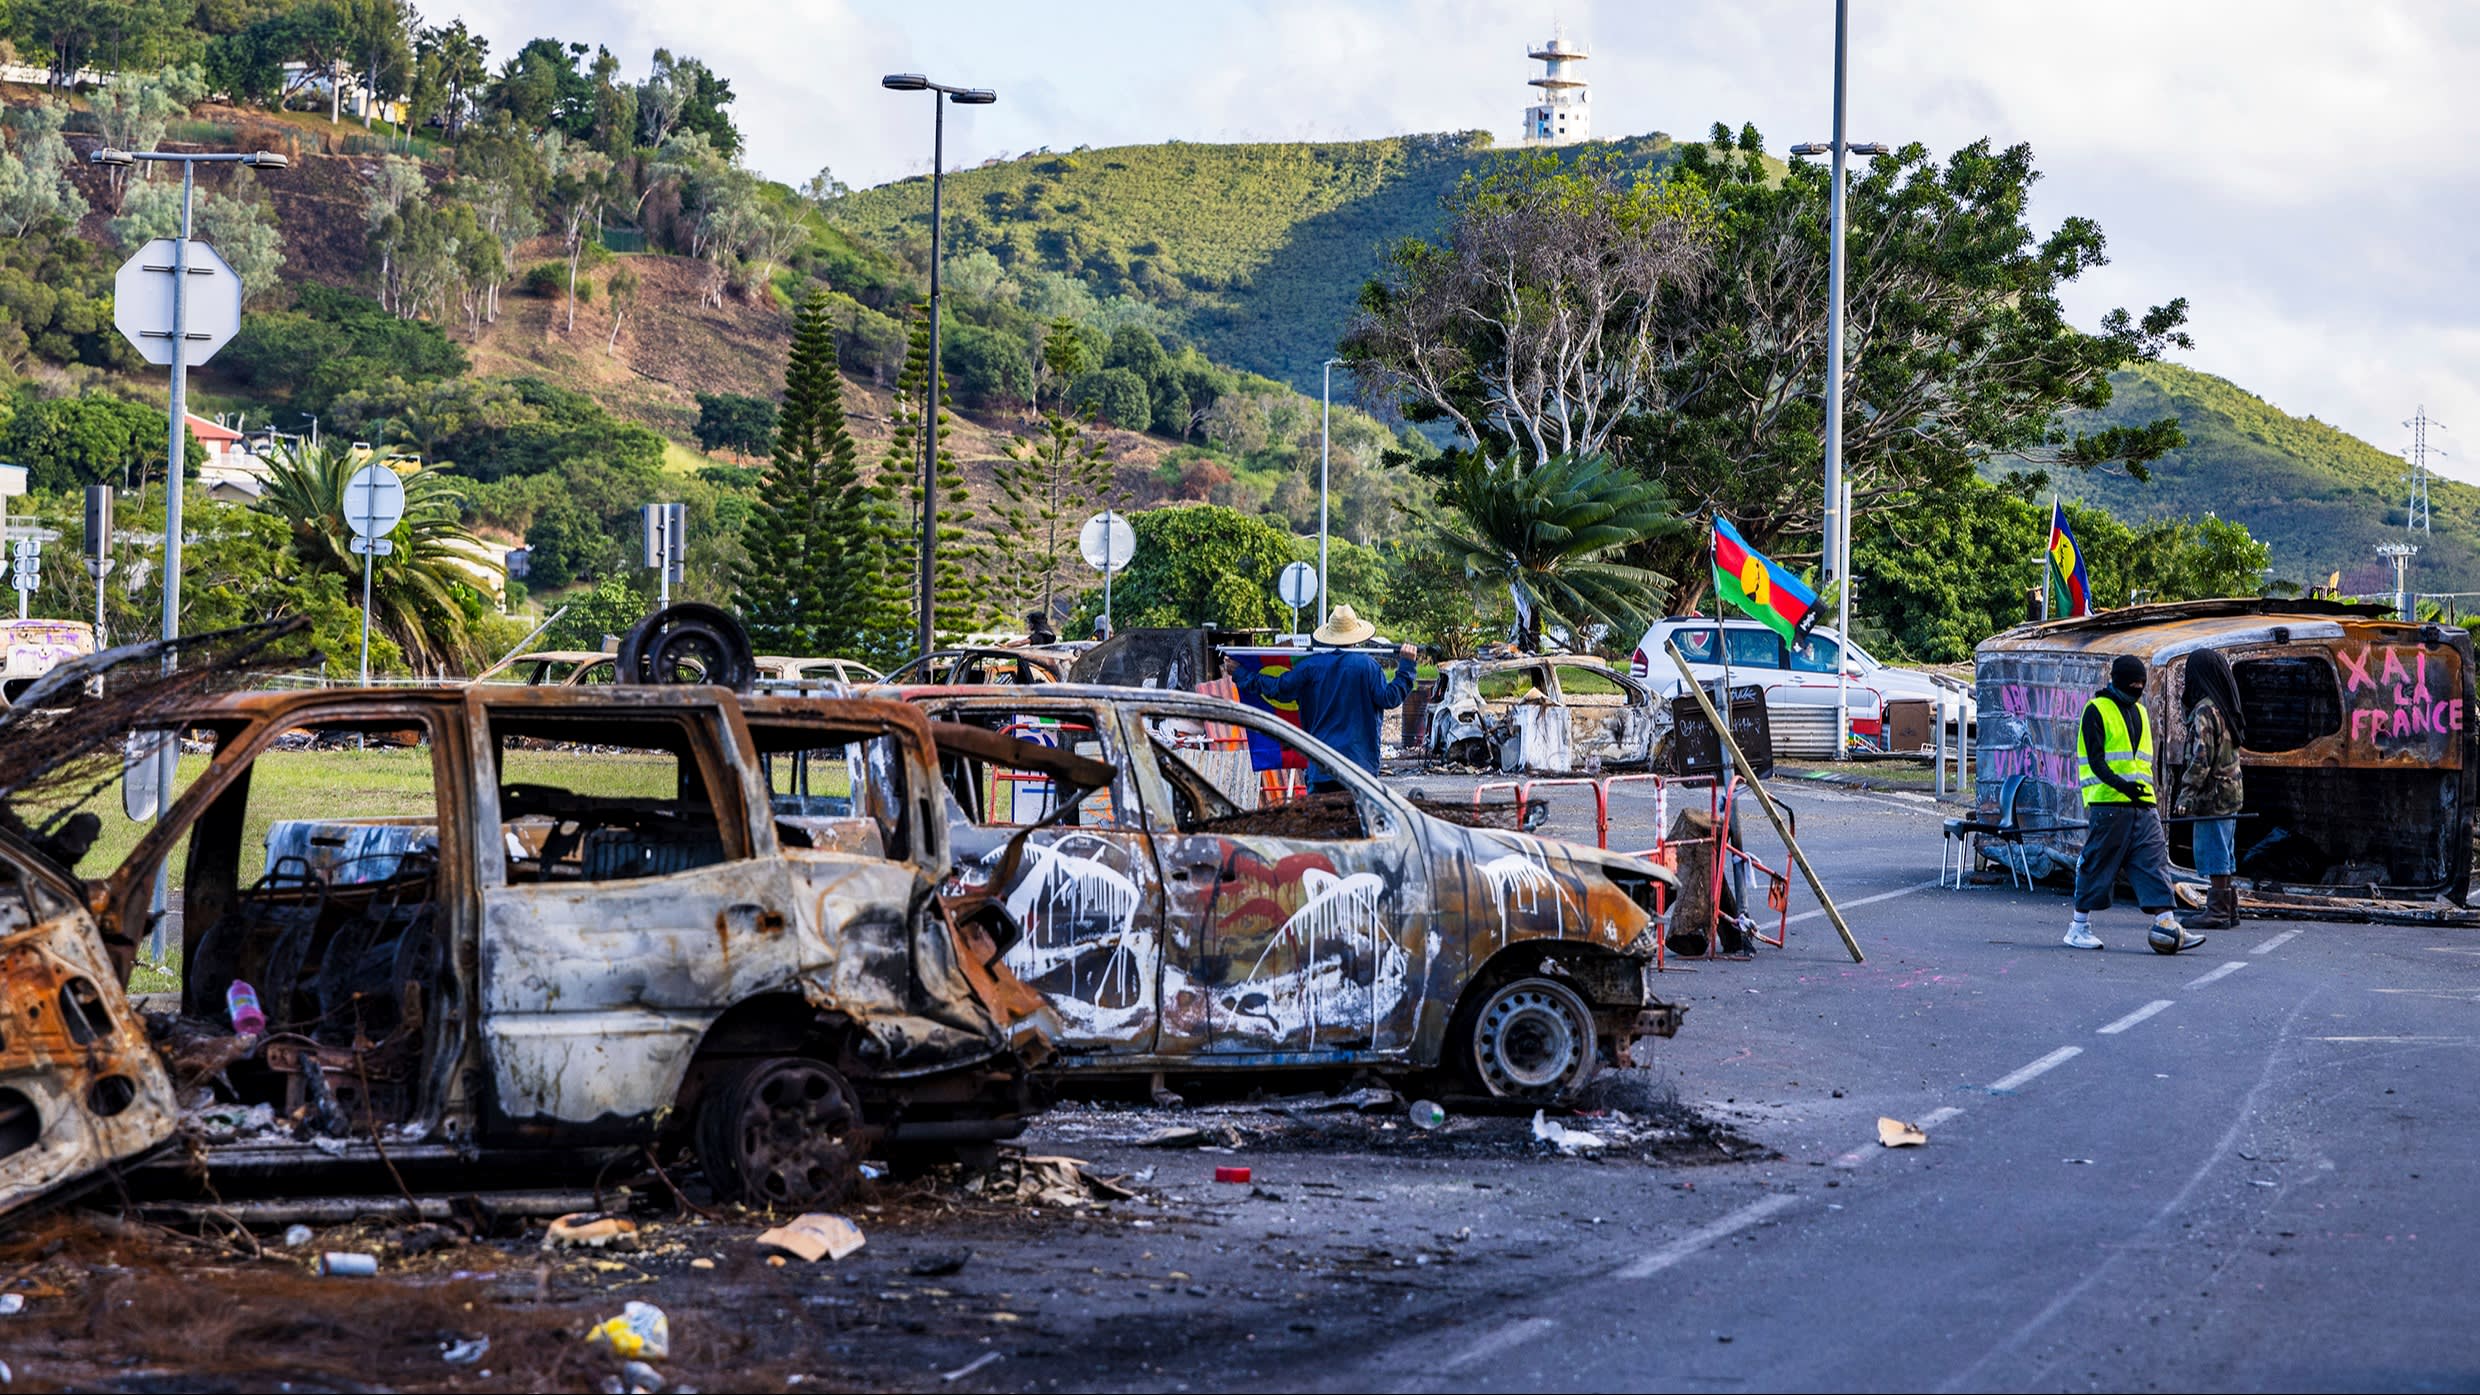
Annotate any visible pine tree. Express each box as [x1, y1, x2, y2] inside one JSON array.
[[992, 410, 1119, 633], [734, 291, 859, 653], [884, 304, 990, 644]]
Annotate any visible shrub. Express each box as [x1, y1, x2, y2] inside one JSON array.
[[1069, 366, 1151, 432]]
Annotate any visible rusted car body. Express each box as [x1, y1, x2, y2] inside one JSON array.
[[1, 684, 1058, 1221], [1425, 654, 1665, 773], [1974, 600, 2477, 901], [885, 647, 1072, 687], [908, 685, 1684, 1103]]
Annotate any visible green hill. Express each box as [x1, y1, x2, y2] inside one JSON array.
[[831, 131, 1682, 392], [2055, 362, 2469, 595]]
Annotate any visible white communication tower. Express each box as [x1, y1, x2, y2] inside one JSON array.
[[1522, 29, 1590, 146]]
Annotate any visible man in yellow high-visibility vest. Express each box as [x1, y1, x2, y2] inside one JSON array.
[[2066, 655, 2205, 955]]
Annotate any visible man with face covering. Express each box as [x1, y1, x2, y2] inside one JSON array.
[[2066, 654, 2205, 954], [2175, 649, 2247, 929]]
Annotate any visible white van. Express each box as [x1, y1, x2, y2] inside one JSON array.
[[1627, 617, 1974, 748]]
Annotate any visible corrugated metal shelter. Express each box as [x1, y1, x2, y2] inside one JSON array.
[[1972, 599, 2477, 903]]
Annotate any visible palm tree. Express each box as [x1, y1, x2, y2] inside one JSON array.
[[258, 443, 487, 673], [1434, 453, 1682, 653]]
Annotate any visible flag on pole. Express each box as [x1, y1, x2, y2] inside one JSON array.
[[1711, 517, 1819, 644], [2047, 500, 2092, 618]]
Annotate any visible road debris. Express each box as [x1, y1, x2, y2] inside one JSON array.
[[942, 1351, 1006, 1383], [1532, 1110, 1609, 1154], [1214, 1166, 1252, 1184], [314, 1251, 378, 1276], [585, 1300, 671, 1361], [545, 1213, 641, 1251], [281, 1223, 313, 1248], [1408, 1100, 1448, 1130], [909, 1251, 971, 1277], [620, 1359, 666, 1393], [756, 1213, 866, 1263], [970, 1151, 1139, 1207], [441, 1336, 490, 1365], [0, 1294, 21, 1316], [1877, 1117, 1928, 1148]]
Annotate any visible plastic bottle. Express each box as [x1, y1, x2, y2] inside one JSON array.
[[225, 981, 266, 1039], [1408, 1100, 1448, 1130]]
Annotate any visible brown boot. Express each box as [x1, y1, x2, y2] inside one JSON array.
[[2189, 874, 2239, 929]]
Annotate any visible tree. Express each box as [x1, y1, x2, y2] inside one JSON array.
[[536, 131, 610, 332], [799, 166, 848, 212], [1069, 366, 1150, 431], [656, 51, 739, 158], [540, 571, 647, 649], [257, 443, 488, 671], [993, 411, 1118, 629], [0, 103, 88, 238], [692, 391, 776, 457], [194, 173, 286, 305], [340, 0, 413, 129], [1037, 317, 1088, 410], [2, 395, 199, 492], [885, 304, 987, 641], [1345, 150, 1713, 469], [605, 261, 638, 353], [1431, 452, 1681, 651], [413, 20, 488, 137], [89, 65, 205, 209], [942, 323, 1033, 410], [733, 292, 867, 653], [1079, 504, 1299, 631]]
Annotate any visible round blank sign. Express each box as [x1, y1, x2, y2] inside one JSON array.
[[342, 462, 406, 538], [1278, 560, 1318, 608], [1079, 511, 1135, 571]]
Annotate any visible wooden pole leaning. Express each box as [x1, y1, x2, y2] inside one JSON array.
[[1668, 641, 1866, 964]]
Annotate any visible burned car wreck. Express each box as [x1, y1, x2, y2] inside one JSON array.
[[911, 685, 1686, 1104], [0, 642, 1065, 1222], [1973, 599, 2479, 906], [1424, 654, 1668, 774]]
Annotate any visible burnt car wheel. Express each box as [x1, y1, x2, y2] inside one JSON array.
[[1467, 977, 1598, 1103], [697, 1057, 864, 1208]]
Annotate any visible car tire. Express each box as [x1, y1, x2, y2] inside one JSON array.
[[1463, 976, 1599, 1103], [696, 1056, 864, 1208]]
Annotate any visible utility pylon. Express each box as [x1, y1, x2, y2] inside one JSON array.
[[2405, 405, 2447, 533]]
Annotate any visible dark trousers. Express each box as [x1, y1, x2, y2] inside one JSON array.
[[2074, 802, 2176, 914]]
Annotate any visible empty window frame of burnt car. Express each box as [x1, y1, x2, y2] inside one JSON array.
[[916, 687, 1683, 1104]]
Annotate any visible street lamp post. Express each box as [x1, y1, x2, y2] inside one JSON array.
[[882, 74, 995, 662], [91, 145, 286, 947], [1788, 0, 1888, 759], [1319, 356, 1341, 626]]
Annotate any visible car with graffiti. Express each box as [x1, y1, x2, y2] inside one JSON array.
[[0, 619, 94, 703], [910, 685, 1685, 1104], [1972, 598, 2477, 904], [0, 647, 1066, 1222]]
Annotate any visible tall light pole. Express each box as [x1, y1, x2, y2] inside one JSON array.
[[1319, 356, 1341, 625], [1789, 0, 1888, 759], [882, 74, 995, 661]]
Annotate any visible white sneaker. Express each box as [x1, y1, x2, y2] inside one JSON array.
[[2063, 921, 2104, 951]]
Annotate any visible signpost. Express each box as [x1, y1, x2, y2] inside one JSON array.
[[643, 502, 685, 608], [343, 461, 406, 685], [1079, 510, 1136, 635], [83, 486, 112, 645], [1278, 560, 1318, 639], [10, 536, 37, 619]]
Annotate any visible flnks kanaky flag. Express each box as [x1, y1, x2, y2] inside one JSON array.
[[1711, 517, 1817, 645], [2047, 500, 2092, 619]]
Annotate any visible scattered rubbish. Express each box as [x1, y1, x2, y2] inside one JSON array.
[[983, 1152, 1138, 1208], [860, 1162, 888, 1180], [1407, 1100, 1448, 1130], [0, 1357, 10, 1384], [767, 1256, 786, 1268], [584, 1301, 671, 1362], [909, 1252, 970, 1277], [2063, 1158, 2094, 1165], [757, 1213, 867, 1264], [440, 1337, 490, 1365], [281, 1224, 314, 1248], [224, 979, 267, 1039], [545, 1213, 640, 1251], [1876, 1117, 1928, 1148], [620, 1360, 665, 1393], [1139, 1126, 1216, 1149], [0, 1294, 21, 1316], [2249, 1179, 2278, 1188], [1531, 1110, 1608, 1154], [942, 1351, 1005, 1383], [1214, 1166, 1252, 1184], [1305, 1086, 1402, 1114], [315, 1252, 378, 1277]]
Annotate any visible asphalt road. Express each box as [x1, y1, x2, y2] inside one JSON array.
[[1259, 776, 2480, 1394]]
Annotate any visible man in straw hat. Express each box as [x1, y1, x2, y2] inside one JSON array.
[[1231, 604, 1417, 791]]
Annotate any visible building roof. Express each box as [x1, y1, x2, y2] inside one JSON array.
[[182, 413, 243, 444]]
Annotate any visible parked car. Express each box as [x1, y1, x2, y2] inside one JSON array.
[[886, 647, 1072, 687], [754, 655, 887, 686], [1629, 617, 1973, 745], [908, 685, 1685, 1104], [471, 648, 622, 686], [0, 672, 1065, 1222]]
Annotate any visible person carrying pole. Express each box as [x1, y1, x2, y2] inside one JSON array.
[[2174, 649, 2246, 930], [2065, 654, 2205, 954], [1229, 604, 1416, 792]]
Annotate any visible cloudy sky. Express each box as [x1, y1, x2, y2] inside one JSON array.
[[454, 0, 2479, 478]]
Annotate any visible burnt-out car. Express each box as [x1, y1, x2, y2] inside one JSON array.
[[909, 686, 1684, 1104], [0, 679, 1063, 1222]]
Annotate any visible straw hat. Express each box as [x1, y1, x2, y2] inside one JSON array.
[[1313, 604, 1376, 647]]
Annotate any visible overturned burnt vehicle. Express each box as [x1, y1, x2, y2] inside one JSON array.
[[0, 639, 1064, 1222], [907, 685, 1686, 1105], [1973, 599, 2478, 905]]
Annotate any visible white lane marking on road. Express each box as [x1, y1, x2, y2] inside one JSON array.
[[2187, 960, 2249, 989], [1613, 1192, 1800, 1279], [2097, 1000, 2174, 1035], [1787, 879, 1942, 924], [1988, 1046, 2082, 1092], [1918, 1106, 1965, 1128], [2252, 929, 2302, 955], [1436, 1317, 1557, 1374], [2313, 1035, 2474, 1043]]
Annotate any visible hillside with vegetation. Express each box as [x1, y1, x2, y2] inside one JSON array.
[[830, 131, 1684, 392], [2052, 362, 2470, 595]]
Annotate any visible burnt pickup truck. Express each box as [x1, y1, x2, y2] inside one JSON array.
[[910, 685, 1685, 1104], [0, 679, 1067, 1222]]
